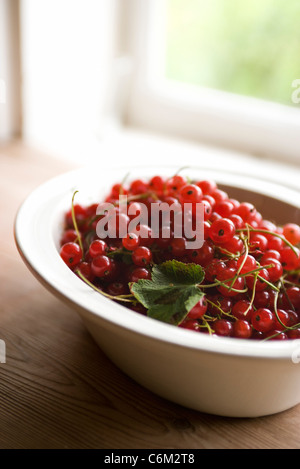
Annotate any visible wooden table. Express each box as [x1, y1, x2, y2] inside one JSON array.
[[1, 140, 300, 449]]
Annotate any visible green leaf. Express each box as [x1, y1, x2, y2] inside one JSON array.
[[130, 260, 205, 325]]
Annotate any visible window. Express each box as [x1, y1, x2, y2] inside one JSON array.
[[166, 0, 300, 106], [126, 0, 300, 164], [13, 0, 300, 166]]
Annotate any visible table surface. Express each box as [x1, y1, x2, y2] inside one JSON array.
[[1, 140, 300, 450]]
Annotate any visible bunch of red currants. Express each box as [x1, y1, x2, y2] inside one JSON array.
[[59, 174, 300, 341]]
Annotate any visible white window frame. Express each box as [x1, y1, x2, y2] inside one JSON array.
[[123, 0, 300, 165], [0, 0, 21, 141]]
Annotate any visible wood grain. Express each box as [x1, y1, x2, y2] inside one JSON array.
[[1, 141, 300, 449]]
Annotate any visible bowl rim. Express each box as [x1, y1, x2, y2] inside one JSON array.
[[14, 164, 300, 360]]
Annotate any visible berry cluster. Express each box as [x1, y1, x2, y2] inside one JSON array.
[[59, 174, 300, 341]]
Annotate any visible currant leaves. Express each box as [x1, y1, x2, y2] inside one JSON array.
[[130, 260, 205, 325]]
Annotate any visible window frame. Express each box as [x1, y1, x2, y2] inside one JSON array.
[[0, 0, 21, 141], [124, 0, 300, 165]]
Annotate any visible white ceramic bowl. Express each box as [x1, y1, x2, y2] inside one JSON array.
[[14, 165, 300, 418]]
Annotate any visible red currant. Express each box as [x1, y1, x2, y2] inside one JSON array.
[[122, 233, 140, 251], [214, 319, 233, 337], [60, 242, 82, 268], [129, 267, 151, 283], [232, 320, 252, 339], [132, 246, 152, 266], [232, 300, 253, 321], [188, 298, 208, 319], [283, 223, 300, 245], [195, 180, 217, 195], [209, 218, 236, 244], [179, 184, 203, 204], [91, 255, 112, 277], [251, 308, 275, 333], [89, 239, 108, 258]]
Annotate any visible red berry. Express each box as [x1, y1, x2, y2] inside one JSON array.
[[188, 240, 214, 266], [234, 202, 257, 223], [249, 233, 268, 254], [253, 290, 271, 309], [280, 247, 300, 271], [288, 329, 300, 339], [286, 287, 300, 310], [170, 237, 187, 257], [91, 255, 112, 277], [130, 267, 151, 283], [261, 250, 281, 263], [132, 246, 152, 266], [236, 254, 257, 274], [228, 214, 244, 229], [111, 183, 128, 198], [60, 229, 79, 246], [65, 204, 87, 229], [220, 236, 244, 256], [130, 179, 148, 195], [214, 319, 233, 337], [264, 330, 288, 341], [205, 259, 226, 282], [251, 308, 275, 333], [166, 175, 187, 197], [216, 268, 245, 298], [209, 218, 236, 244], [122, 233, 140, 251], [200, 200, 213, 221], [232, 300, 253, 321], [179, 319, 200, 331], [202, 194, 216, 209], [60, 242, 82, 268], [89, 239, 108, 258], [214, 200, 234, 218], [211, 189, 228, 204], [261, 258, 283, 282], [283, 223, 300, 245], [267, 236, 283, 251], [196, 180, 216, 195], [188, 298, 208, 319], [149, 175, 165, 195], [180, 184, 202, 204], [246, 269, 270, 292], [106, 282, 129, 296], [232, 320, 252, 339], [77, 261, 95, 282], [273, 309, 290, 331]]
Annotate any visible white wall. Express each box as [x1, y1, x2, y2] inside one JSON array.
[[20, 0, 122, 159]]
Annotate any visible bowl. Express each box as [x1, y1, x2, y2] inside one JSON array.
[[14, 165, 300, 418]]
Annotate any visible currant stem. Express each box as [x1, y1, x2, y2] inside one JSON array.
[[71, 191, 84, 257], [206, 298, 235, 320], [228, 235, 248, 291], [236, 226, 299, 256], [75, 269, 134, 303], [244, 272, 259, 316]]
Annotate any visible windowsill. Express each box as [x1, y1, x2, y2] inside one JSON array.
[[22, 124, 300, 192]]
